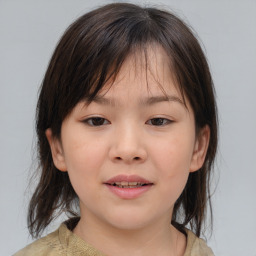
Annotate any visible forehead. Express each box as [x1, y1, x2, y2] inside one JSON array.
[[98, 45, 182, 100]]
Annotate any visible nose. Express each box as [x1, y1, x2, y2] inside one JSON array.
[[109, 124, 147, 164]]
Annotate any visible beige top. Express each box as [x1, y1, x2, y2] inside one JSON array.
[[14, 222, 214, 256]]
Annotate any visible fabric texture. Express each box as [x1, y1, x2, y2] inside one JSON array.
[[14, 219, 214, 256]]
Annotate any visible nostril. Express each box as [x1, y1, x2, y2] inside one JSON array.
[[115, 156, 141, 161]]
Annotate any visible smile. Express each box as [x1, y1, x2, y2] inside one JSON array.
[[104, 175, 154, 199], [109, 181, 151, 188]]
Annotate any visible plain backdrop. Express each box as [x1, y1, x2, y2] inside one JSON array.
[[0, 0, 256, 255]]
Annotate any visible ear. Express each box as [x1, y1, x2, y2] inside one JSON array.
[[189, 125, 210, 173], [45, 128, 67, 172]]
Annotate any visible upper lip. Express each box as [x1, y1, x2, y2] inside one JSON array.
[[104, 175, 153, 185]]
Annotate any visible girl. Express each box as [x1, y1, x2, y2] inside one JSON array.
[[15, 2, 217, 256]]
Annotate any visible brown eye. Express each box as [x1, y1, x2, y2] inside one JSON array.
[[84, 117, 110, 126], [147, 118, 171, 126]]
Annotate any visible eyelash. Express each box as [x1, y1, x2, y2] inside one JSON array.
[[146, 118, 172, 126], [83, 117, 110, 126], [83, 117, 173, 127]]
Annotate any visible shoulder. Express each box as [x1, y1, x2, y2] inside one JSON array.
[[184, 229, 214, 256], [13, 220, 104, 256], [13, 227, 65, 256]]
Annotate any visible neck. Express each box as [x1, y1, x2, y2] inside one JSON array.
[[73, 212, 186, 256]]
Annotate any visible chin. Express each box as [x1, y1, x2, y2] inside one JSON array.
[[102, 208, 158, 231], [108, 219, 149, 231]]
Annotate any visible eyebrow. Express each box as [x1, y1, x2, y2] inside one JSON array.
[[89, 94, 185, 107], [143, 95, 184, 106]]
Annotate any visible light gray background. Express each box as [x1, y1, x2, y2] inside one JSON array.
[[1, 0, 256, 255]]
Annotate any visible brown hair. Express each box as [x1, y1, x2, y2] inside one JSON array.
[[28, 2, 218, 238]]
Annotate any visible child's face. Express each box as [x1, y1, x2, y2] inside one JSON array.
[[47, 46, 209, 231]]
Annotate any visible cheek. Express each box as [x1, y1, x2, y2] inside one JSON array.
[[63, 142, 105, 203], [61, 136, 108, 197], [63, 132, 107, 170], [150, 133, 195, 199], [152, 135, 195, 173]]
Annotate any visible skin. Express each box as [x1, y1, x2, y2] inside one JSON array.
[[46, 46, 210, 256]]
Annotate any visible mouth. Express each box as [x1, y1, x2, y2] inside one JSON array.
[[104, 175, 153, 199], [107, 181, 153, 188]]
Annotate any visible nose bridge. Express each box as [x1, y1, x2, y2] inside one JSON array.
[[109, 121, 147, 163]]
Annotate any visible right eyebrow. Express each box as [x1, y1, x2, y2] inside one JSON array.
[[92, 95, 113, 105]]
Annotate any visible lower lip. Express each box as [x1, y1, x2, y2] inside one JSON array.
[[105, 184, 153, 199]]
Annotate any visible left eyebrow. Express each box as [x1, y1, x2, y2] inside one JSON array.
[[141, 95, 185, 106]]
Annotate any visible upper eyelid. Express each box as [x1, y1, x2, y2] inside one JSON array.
[[147, 116, 174, 122], [81, 115, 108, 120], [146, 117, 173, 125]]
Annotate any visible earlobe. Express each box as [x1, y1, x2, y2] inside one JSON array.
[[190, 125, 210, 173], [45, 128, 67, 172]]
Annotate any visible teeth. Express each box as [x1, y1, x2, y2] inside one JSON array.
[[112, 181, 146, 188], [129, 182, 138, 186], [114, 181, 141, 186]]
